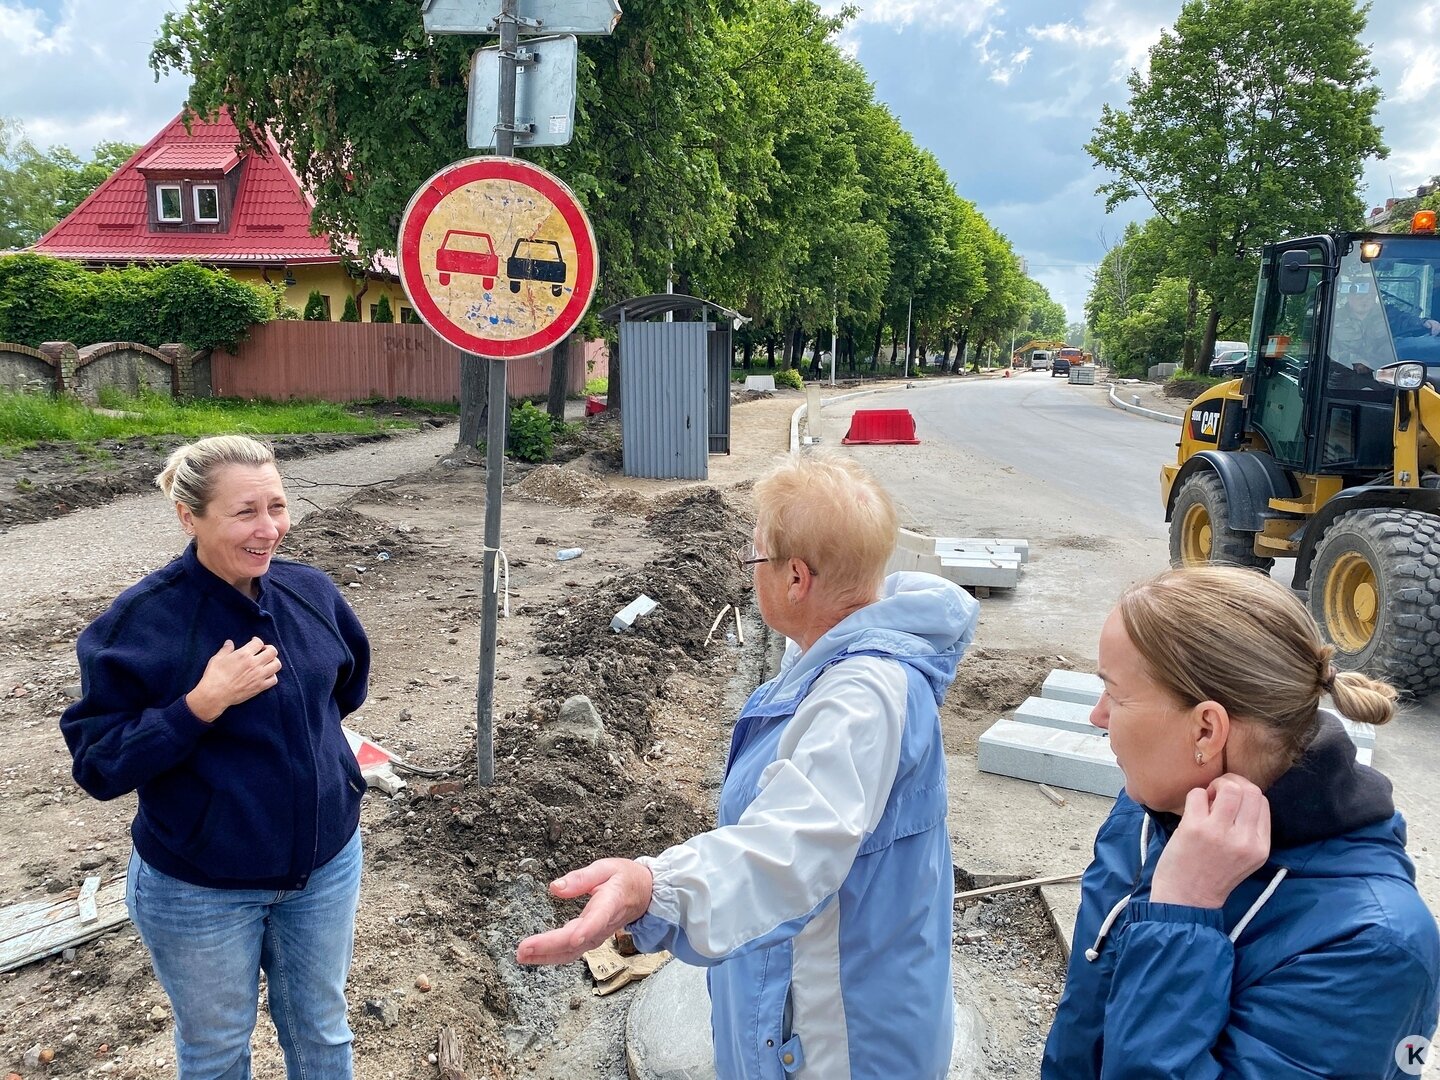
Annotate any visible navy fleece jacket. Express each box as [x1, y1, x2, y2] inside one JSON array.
[[61, 544, 370, 890]]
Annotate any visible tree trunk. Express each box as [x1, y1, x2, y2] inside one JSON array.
[[957, 328, 971, 370], [546, 338, 572, 422], [1202, 304, 1222, 371], [1182, 278, 1200, 372], [870, 320, 884, 372], [809, 336, 823, 377], [742, 339, 754, 370], [458, 355, 490, 450], [609, 336, 622, 414], [766, 335, 776, 368]]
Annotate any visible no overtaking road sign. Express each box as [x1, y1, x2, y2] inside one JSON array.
[[397, 156, 598, 360]]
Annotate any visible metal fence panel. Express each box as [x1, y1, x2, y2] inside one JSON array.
[[620, 322, 708, 479]]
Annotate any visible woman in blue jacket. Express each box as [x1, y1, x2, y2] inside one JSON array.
[[1043, 565, 1440, 1079], [61, 435, 371, 1080], [516, 452, 978, 1079]]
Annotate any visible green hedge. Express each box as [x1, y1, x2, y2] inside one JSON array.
[[0, 254, 279, 351]]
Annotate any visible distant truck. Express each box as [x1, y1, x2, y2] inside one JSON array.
[[1029, 350, 1052, 371]]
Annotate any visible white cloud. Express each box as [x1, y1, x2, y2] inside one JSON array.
[[0, 0, 184, 152], [820, 0, 1002, 33], [1388, 43, 1440, 105], [0, 2, 70, 54]]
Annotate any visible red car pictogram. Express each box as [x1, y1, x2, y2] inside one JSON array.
[[435, 230, 499, 289]]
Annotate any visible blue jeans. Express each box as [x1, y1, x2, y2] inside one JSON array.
[[126, 829, 362, 1080]]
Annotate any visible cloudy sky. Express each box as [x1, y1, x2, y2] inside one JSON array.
[[3, 0, 1437, 323]]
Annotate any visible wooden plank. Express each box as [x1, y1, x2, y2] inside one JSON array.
[[77, 876, 100, 924], [0, 877, 128, 973]]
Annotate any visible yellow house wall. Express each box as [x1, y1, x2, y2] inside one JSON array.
[[230, 265, 414, 322]]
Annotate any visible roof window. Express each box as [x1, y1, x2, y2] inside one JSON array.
[[156, 185, 183, 223]]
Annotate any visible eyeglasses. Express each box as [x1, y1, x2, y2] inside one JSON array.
[[736, 541, 769, 571]]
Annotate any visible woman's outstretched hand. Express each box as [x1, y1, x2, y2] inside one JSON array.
[[1150, 774, 1271, 909], [515, 858, 655, 966]]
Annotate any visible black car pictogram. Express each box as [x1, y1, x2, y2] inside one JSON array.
[[507, 238, 567, 297]]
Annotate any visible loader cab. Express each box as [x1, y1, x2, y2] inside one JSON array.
[[1249, 233, 1440, 477]]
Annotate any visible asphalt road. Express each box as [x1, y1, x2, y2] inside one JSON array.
[[823, 371, 1440, 926]]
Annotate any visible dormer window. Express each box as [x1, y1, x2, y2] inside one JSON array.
[[157, 185, 183, 223], [194, 185, 220, 223]]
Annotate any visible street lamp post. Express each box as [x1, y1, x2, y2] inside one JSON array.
[[904, 295, 913, 380]]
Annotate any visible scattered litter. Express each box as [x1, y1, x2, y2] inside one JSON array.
[[611, 594, 658, 632], [377, 551, 391, 561], [705, 603, 733, 646], [583, 934, 670, 995], [557, 548, 584, 561], [1038, 784, 1068, 808]]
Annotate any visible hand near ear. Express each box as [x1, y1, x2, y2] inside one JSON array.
[[1150, 774, 1271, 909]]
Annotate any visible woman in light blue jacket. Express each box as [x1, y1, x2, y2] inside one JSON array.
[[517, 452, 978, 1079], [1044, 566, 1440, 1079]]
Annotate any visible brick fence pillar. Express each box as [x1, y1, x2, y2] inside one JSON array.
[[38, 341, 78, 393], [159, 344, 192, 398]]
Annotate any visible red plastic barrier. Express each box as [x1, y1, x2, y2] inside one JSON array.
[[585, 394, 608, 416], [841, 409, 920, 445]]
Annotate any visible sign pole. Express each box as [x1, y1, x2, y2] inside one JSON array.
[[474, 0, 521, 787]]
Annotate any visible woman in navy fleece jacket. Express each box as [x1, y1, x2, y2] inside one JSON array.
[[61, 435, 371, 1080]]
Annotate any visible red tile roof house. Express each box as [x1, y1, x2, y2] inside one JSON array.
[[21, 108, 608, 402], [31, 108, 408, 323]]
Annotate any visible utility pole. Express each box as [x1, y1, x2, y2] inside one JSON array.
[[830, 266, 838, 387], [903, 295, 913, 380]]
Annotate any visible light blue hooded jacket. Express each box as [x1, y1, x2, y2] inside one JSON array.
[[628, 572, 978, 1079]]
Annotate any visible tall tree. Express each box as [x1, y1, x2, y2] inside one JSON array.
[[1086, 0, 1384, 369], [0, 118, 139, 249]]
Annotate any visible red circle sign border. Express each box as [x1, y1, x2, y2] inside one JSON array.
[[398, 157, 598, 360]]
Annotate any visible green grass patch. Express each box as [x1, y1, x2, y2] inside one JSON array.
[[583, 377, 608, 395], [0, 390, 412, 446]]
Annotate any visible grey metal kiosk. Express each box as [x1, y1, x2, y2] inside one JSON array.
[[599, 294, 745, 480]]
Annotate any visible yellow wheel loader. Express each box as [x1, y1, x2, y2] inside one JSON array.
[[1162, 215, 1440, 695]]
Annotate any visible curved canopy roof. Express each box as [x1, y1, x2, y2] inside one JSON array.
[[598, 293, 747, 325]]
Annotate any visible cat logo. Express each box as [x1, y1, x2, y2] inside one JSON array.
[[1190, 406, 1222, 443]]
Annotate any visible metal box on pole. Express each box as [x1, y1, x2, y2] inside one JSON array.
[[466, 35, 578, 149]]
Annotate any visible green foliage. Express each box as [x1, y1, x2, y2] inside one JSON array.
[[0, 254, 277, 350], [507, 400, 554, 463], [340, 294, 360, 322], [583, 376, 607, 395], [0, 117, 139, 248], [0, 390, 408, 445], [1087, 0, 1384, 367], [149, 0, 1039, 370], [773, 367, 804, 390], [372, 294, 394, 323], [303, 290, 328, 321], [1103, 276, 1196, 378]]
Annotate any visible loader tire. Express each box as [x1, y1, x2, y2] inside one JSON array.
[[1168, 471, 1273, 571], [1307, 509, 1440, 697]]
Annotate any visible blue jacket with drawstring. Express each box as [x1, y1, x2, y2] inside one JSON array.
[[627, 572, 978, 1080], [1043, 711, 1440, 1079]]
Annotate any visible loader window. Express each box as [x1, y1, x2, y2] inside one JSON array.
[[1251, 244, 1324, 468]]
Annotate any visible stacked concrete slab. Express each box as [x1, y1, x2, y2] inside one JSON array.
[[890, 528, 1027, 590], [1068, 364, 1097, 385], [979, 669, 1375, 797]]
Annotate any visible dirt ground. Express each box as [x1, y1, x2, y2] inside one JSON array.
[[0, 387, 1068, 1079]]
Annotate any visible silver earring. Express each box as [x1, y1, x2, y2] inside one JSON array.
[[1195, 751, 1205, 766]]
